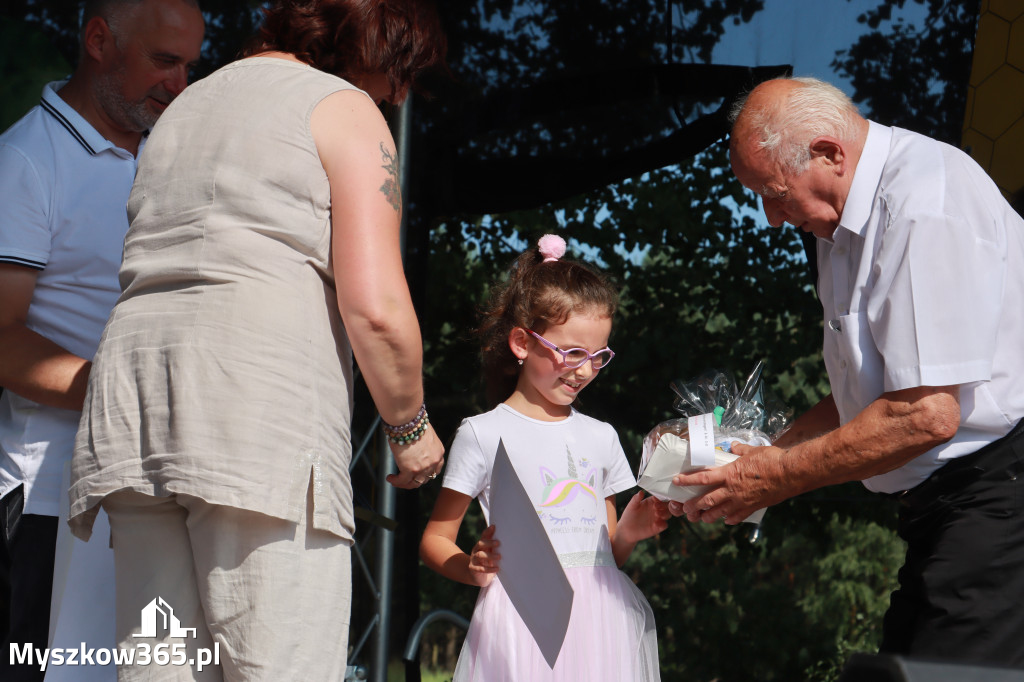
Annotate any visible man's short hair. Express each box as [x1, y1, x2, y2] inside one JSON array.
[[82, 0, 200, 37]]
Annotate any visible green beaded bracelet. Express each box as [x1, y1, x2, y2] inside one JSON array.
[[387, 417, 429, 445]]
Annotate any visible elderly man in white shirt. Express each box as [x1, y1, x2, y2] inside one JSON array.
[[672, 76, 1024, 667]]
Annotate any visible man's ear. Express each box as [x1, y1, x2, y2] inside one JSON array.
[[508, 327, 530, 362], [82, 16, 117, 64], [810, 136, 845, 170]]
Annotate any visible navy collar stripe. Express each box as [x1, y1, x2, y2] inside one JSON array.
[[40, 97, 96, 155]]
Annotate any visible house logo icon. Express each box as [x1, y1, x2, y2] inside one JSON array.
[[133, 597, 197, 639]]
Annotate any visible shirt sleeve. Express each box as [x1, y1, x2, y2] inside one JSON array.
[[601, 422, 637, 496], [868, 208, 1005, 391], [0, 142, 51, 269], [440, 419, 489, 499]]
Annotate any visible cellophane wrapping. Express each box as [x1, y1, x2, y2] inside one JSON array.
[[637, 361, 791, 523]]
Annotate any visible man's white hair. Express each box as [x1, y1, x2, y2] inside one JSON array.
[[729, 77, 860, 174]]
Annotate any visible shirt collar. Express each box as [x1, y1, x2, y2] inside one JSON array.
[[39, 80, 146, 157], [837, 120, 892, 238]]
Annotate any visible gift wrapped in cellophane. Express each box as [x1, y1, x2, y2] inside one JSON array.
[[637, 361, 791, 524]]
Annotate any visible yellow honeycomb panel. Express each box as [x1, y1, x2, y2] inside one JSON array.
[[969, 12, 1010, 85], [961, 128, 994, 170], [989, 0, 1024, 21], [972, 66, 1024, 138], [963, 85, 976, 125], [990, 118, 1024, 192], [1009, 17, 1024, 70], [962, 4, 1024, 201]]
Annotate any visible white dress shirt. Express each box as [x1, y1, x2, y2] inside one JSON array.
[[818, 121, 1024, 493]]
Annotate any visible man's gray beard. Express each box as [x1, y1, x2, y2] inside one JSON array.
[[94, 63, 157, 133]]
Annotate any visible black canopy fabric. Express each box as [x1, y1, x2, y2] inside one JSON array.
[[416, 64, 791, 217]]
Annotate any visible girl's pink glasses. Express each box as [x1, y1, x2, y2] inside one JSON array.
[[527, 330, 615, 369]]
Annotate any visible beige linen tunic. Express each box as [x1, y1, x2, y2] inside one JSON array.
[[70, 58, 365, 542]]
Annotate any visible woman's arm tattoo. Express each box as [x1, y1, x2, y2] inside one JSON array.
[[379, 142, 402, 212]]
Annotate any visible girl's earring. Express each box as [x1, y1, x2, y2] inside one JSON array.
[[517, 358, 524, 365]]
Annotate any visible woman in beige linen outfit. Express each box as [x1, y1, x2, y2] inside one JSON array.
[[68, 1, 446, 679]]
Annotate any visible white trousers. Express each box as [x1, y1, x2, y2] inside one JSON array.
[[47, 462, 117, 681], [102, 489, 352, 681]]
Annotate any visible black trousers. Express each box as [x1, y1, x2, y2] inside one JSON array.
[[0, 510, 58, 682], [880, 419, 1024, 668]]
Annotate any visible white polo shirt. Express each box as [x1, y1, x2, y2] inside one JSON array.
[[0, 80, 143, 516], [818, 121, 1024, 494]]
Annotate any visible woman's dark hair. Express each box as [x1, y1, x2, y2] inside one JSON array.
[[477, 244, 619, 408], [242, 0, 446, 101]]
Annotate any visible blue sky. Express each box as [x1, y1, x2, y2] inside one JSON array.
[[697, 1, 933, 238], [711, 0, 929, 95]]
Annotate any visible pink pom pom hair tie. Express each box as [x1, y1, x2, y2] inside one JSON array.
[[538, 234, 566, 262]]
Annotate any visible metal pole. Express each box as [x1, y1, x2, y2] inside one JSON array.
[[370, 435, 396, 682], [370, 96, 413, 682]]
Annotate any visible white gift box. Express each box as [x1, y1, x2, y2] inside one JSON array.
[[637, 432, 766, 524]]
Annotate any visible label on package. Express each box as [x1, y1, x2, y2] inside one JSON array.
[[687, 413, 717, 467]]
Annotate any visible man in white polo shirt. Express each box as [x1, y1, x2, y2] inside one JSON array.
[[672, 77, 1024, 667], [0, 1, 203, 677]]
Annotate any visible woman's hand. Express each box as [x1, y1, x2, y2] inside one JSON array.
[[467, 525, 501, 587], [386, 422, 445, 489]]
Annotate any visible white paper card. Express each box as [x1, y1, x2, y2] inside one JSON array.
[[687, 413, 717, 467], [490, 439, 574, 668]]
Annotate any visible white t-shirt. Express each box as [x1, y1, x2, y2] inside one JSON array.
[[0, 81, 142, 515], [818, 121, 1024, 493], [443, 404, 636, 562]]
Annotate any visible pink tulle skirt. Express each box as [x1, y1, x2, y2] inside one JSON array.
[[453, 565, 661, 681]]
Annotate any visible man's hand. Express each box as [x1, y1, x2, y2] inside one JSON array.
[[670, 443, 793, 524], [668, 385, 961, 524]]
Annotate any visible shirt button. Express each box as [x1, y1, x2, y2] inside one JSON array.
[[835, 246, 847, 256], [841, 360, 848, 369]]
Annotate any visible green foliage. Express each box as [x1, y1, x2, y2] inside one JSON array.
[[833, 0, 977, 145], [616, 500, 904, 682], [0, 16, 70, 130], [794, 513, 905, 680]]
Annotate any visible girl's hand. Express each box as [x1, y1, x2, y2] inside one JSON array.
[[616, 491, 670, 545], [468, 525, 501, 587]]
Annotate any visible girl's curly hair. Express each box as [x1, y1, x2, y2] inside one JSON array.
[[477, 243, 618, 407]]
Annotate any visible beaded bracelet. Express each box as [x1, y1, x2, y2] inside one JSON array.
[[382, 403, 426, 435], [382, 403, 429, 443], [387, 416, 430, 446]]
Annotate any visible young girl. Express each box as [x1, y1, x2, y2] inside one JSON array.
[[420, 234, 669, 681]]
